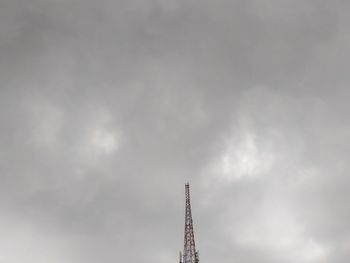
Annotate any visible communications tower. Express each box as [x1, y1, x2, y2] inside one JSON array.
[[179, 183, 199, 263]]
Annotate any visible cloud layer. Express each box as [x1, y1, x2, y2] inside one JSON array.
[[1, 0, 350, 262]]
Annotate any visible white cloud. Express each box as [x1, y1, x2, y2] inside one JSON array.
[[78, 108, 122, 164], [210, 131, 276, 182], [89, 127, 120, 154]]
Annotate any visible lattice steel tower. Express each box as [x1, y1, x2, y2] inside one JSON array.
[[179, 183, 199, 263]]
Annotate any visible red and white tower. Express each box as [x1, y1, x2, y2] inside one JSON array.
[[179, 183, 199, 263]]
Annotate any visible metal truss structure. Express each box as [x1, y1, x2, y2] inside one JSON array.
[[179, 183, 199, 263]]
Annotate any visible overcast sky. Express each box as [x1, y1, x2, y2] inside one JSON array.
[[1, 0, 350, 262]]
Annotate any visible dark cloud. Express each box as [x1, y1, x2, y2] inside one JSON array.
[[1, 0, 350, 262]]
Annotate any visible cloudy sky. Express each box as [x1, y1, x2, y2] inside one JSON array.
[[1, 0, 350, 262]]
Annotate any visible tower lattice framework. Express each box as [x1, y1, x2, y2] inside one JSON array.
[[179, 183, 199, 263]]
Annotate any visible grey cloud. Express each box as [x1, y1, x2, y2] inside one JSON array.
[[1, 0, 350, 262]]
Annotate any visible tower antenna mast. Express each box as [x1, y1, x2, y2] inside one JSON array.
[[179, 183, 199, 263]]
